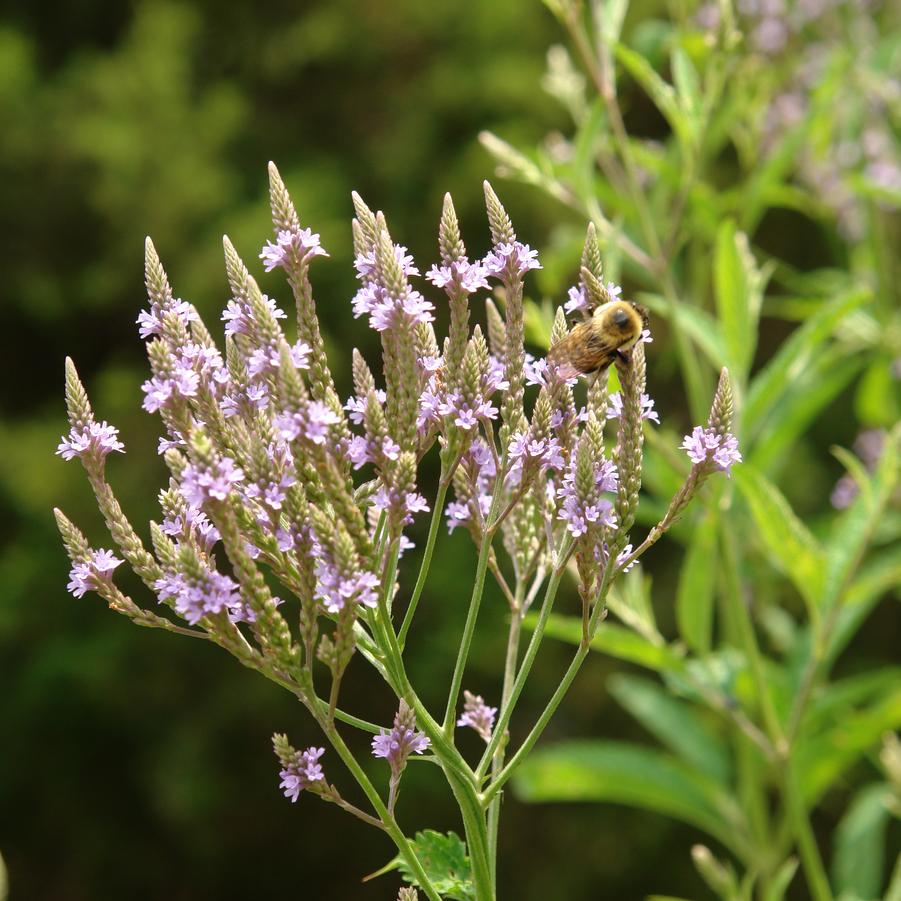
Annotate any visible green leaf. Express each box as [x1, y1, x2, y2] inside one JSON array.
[[637, 291, 727, 370], [886, 854, 901, 901], [671, 47, 701, 148], [796, 685, 901, 806], [530, 613, 685, 672], [827, 544, 901, 665], [763, 858, 799, 901], [832, 784, 893, 900], [596, 0, 630, 43], [513, 740, 747, 855], [749, 349, 864, 474], [608, 673, 732, 784], [820, 425, 900, 614], [614, 43, 692, 149], [855, 356, 901, 428], [733, 464, 825, 611], [714, 220, 766, 389], [606, 565, 661, 644], [745, 287, 870, 435], [369, 830, 474, 901], [675, 508, 718, 654]]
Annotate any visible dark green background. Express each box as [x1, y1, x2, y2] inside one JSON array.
[[1, 1, 892, 899]]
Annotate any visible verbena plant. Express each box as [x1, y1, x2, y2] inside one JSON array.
[[477, 1, 901, 900], [55, 166, 738, 900]]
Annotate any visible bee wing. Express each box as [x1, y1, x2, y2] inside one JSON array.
[[547, 321, 618, 377]]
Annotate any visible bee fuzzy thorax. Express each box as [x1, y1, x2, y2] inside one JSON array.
[[547, 299, 648, 380]]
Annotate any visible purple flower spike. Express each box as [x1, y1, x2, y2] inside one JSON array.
[[260, 227, 328, 272], [57, 420, 125, 463], [606, 392, 660, 424], [154, 565, 242, 625], [67, 549, 124, 598], [181, 455, 244, 507], [457, 690, 497, 743], [482, 241, 542, 280], [681, 426, 742, 475], [278, 746, 326, 803], [372, 701, 430, 772]]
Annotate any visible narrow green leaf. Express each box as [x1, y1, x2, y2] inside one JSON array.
[[820, 425, 900, 614], [796, 685, 901, 806], [529, 613, 685, 671], [513, 740, 746, 853], [637, 291, 727, 370], [886, 854, 901, 901], [749, 349, 864, 474], [675, 508, 718, 653], [671, 46, 701, 149], [745, 287, 870, 435], [608, 673, 732, 784], [614, 43, 691, 148], [714, 220, 762, 388], [827, 544, 901, 665], [832, 784, 893, 900], [595, 0, 630, 43], [606, 565, 661, 644], [733, 464, 825, 610], [763, 857, 799, 901]]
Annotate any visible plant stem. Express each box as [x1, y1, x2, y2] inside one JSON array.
[[486, 582, 526, 889], [476, 545, 571, 779], [322, 719, 444, 901], [443, 485, 505, 735], [398, 476, 451, 649]]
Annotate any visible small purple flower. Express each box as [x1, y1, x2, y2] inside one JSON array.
[[141, 367, 199, 413], [161, 505, 221, 552], [260, 227, 328, 272], [67, 549, 123, 598], [181, 455, 244, 507], [154, 565, 242, 624], [556, 455, 618, 538], [354, 245, 419, 280], [278, 746, 326, 803], [221, 295, 286, 337], [457, 690, 497, 742], [681, 426, 742, 475], [372, 704, 430, 771], [137, 298, 197, 340], [57, 420, 125, 463], [315, 558, 380, 613], [426, 258, 490, 294], [275, 401, 342, 445], [372, 485, 429, 526], [482, 242, 542, 280], [606, 392, 660, 424]]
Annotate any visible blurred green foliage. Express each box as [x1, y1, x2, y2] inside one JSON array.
[[2, 0, 900, 899]]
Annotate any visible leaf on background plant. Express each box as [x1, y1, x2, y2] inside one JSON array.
[[637, 291, 727, 371], [606, 565, 662, 644], [595, 0, 630, 43], [796, 684, 901, 806], [744, 287, 870, 435], [366, 830, 474, 901], [855, 357, 901, 430], [526, 613, 685, 671], [675, 507, 718, 654], [819, 425, 900, 614], [608, 673, 732, 785], [886, 855, 901, 901], [513, 740, 747, 855], [613, 43, 693, 150], [763, 857, 799, 901], [733, 464, 825, 612], [670, 47, 701, 150], [832, 783, 893, 901], [714, 220, 767, 389], [826, 544, 901, 666], [749, 349, 864, 474], [804, 667, 901, 735]]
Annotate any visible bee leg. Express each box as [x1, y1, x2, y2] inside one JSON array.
[[614, 349, 632, 363]]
